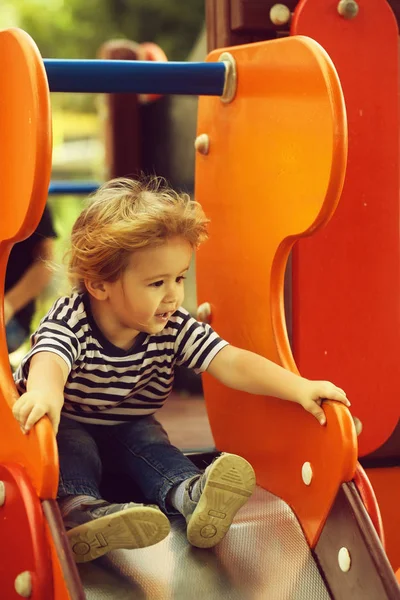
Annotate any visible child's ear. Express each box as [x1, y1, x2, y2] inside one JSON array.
[[85, 279, 108, 300]]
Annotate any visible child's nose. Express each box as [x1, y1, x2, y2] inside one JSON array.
[[164, 287, 178, 304]]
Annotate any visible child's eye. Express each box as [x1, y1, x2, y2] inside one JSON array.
[[176, 276, 186, 283], [150, 280, 164, 288]]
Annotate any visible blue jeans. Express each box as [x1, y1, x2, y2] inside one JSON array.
[[57, 414, 201, 514]]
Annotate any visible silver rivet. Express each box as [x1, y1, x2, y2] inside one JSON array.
[[218, 52, 237, 104], [301, 462, 313, 486], [270, 4, 291, 26], [15, 571, 32, 597], [194, 134, 210, 155], [0, 481, 5, 507], [338, 0, 359, 19], [338, 547, 351, 572], [197, 302, 212, 324]]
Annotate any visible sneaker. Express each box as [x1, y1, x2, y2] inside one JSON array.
[[184, 453, 256, 548], [66, 499, 170, 563]]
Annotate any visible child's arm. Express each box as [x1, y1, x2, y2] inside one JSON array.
[[12, 351, 69, 434], [207, 346, 350, 425]]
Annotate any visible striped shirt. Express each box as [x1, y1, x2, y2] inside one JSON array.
[[14, 293, 228, 426]]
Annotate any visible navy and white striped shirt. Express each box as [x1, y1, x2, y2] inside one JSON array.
[[14, 293, 228, 425]]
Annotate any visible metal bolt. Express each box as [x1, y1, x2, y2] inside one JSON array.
[[270, 4, 291, 26], [194, 134, 210, 155], [218, 52, 237, 104], [352, 415, 363, 437], [0, 481, 5, 507], [338, 547, 351, 572], [338, 0, 359, 19], [197, 302, 212, 324], [301, 462, 313, 486], [15, 571, 32, 597]]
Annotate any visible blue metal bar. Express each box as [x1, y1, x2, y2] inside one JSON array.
[[48, 181, 100, 195], [44, 60, 226, 96]]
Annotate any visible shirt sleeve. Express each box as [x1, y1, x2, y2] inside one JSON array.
[[174, 311, 229, 374], [19, 318, 81, 380]]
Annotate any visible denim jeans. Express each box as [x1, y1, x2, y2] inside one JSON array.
[[57, 414, 201, 514]]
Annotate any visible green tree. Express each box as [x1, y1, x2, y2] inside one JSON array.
[[3, 0, 204, 61]]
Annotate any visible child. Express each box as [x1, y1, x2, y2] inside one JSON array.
[[12, 177, 350, 563]]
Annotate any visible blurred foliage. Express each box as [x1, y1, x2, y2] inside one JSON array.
[[2, 0, 204, 111], [2, 0, 204, 60]]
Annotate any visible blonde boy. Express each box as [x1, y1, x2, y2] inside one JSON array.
[[12, 178, 349, 563]]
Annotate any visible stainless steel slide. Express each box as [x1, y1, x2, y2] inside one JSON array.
[[79, 486, 330, 599]]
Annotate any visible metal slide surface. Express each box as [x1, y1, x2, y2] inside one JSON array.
[[79, 486, 330, 599]]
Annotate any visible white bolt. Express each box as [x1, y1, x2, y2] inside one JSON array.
[[194, 134, 210, 156], [337, 0, 359, 19], [338, 547, 351, 572], [15, 571, 32, 597], [301, 462, 313, 486], [0, 481, 5, 506], [197, 302, 212, 324], [218, 52, 237, 104], [270, 4, 291, 26], [352, 416, 363, 437]]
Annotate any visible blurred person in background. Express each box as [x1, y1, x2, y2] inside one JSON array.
[[4, 204, 57, 353]]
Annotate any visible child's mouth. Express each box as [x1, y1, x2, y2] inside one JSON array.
[[155, 311, 172, 322]]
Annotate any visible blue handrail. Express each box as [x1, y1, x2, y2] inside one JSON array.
[[48, 182, 100, 195], [44, 60, 226, 96]]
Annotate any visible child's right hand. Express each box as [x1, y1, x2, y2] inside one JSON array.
[[12, 390, 64, 435], [295, 378, 350, 425]]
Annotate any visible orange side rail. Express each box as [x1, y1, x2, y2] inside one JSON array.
[[0, 27, 56, 501], [0, 28, 74, 599], [195, 36, 357, 547]]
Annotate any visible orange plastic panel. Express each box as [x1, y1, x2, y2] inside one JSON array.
[[0, 28, 58, 499], [0, 464, 53, 599], [196, 37, 356, 546], [366, 468, 400, 573], [291, 0, 400, 456], [0, 28, 52, 244]]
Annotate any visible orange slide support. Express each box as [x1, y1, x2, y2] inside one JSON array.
[[195, 35, 357, 547], [0, 28, 77, 599]]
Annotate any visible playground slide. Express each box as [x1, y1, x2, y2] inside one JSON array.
[[0, 23, 398, 600]]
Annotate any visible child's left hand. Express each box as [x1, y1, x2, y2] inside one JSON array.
[[297, 379, 350, 425]]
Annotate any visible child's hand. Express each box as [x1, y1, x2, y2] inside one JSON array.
[[12, 390, 64, 435], [297, 379, 350, 425]]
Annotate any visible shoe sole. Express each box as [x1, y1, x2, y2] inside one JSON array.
[[187, 453, 256, 549], [67, 506, 170, 563]]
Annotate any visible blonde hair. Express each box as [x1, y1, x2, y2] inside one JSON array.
[[66, 176, 209, 293]]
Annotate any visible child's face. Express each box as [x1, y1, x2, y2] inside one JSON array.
[[101, 236, 193, 335]]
